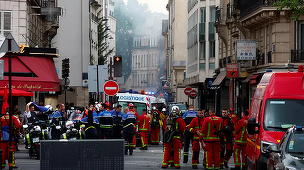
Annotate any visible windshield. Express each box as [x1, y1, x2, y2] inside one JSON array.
[[169, 104, 187, 111], [286, 131, 304, 154], [264, 99, 304, 131], [117, 102, 147, 116]]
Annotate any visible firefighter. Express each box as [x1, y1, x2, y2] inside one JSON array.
[[220, 109, 235, 169], [151, 106, 161, 144], [1, 107, 21, 169], [161, 106, 186, 169], [231, 110, 250, 170], [229, 108, 238, 130], [188, 108, 205, 169], [138, 109, 150, 150], [200, 108, 223, 170], [122, 107, 136, 155], [129, 103, 139, 149], [97, 103, 113, 139], [182, 105, 197, 163]]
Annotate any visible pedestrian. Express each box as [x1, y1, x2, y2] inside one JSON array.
[[188, 108, 205, 169], [111, 105, 124, 139], [128, 103, 139, 149], [231, 110, 250, 170], [98, 103, 113, 139], [151, 106, 161, 145], [200, 108, 223, 170], [138, 109, 150, 150], [122, 107, 136, 155], [220, 109, 235, 169], [161, 106, 186, 169], [1, 107, 21, 169], [182, 105, 197, 163]]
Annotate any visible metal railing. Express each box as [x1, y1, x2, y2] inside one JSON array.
[[240, 0, 281, 17], [291, 50, 304, 63]]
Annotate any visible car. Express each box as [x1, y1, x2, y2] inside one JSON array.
[[168, 102, 188, 115], [267, 126, 304, 170]]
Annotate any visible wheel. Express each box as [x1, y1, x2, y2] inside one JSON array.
[[35, 145, 40, 160]]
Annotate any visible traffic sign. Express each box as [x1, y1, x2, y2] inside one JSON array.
[[103, 80, 119, 96], [184, 86, 192, 96], [189, 90, 197, 99]]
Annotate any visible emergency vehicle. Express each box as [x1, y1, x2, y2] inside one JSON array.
[[246, 66, 304, 170], [149, 96, 167, 111], [116, 92, 152, 116]]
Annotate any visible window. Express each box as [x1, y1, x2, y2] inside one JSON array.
[[199, 63, 205, 70], [209, 41, 215, 58], [0, 11, 12, 36], [209, 62, 215, 69], [200, 42, 206, 59], [210, 6, 216, 22]]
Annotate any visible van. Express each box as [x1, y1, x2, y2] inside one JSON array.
[[246, 66, 304, 170]]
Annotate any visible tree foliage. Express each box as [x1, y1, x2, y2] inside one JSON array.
[[98, 17, 114, 65], [275, 0, 304, 21]]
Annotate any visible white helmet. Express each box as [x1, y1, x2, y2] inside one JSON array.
[[162, 108, 167, 112], [33, 125, 41, 132], [45, 105, 53, 111], [95, 103, 102, 111], [171, 106, 180, 112], [152, 106, 157, 110], [66, 121, 74, 129]]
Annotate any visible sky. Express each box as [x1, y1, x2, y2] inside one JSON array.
[[123, 0, 168, 15]]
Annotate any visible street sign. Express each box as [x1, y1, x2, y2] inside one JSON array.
[[167, 76, 171, 81], [236, 40, 256, 60], [226, 63, 240, 78], [189, 90, 198, 99], [0, 33, 20, 53], [184, 86, 192, 96], [103, 80, 119, 96]]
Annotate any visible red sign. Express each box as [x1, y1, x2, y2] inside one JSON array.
[[184, 86, 192, 96], [189, 90, 197, 98], [226, 63, 240, 78], [103, 80, 119, 96]]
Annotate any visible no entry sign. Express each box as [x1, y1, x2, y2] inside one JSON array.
[[184, 87, 192, 96], [189, 90, 197, 99], [103, 80, 119, 96]]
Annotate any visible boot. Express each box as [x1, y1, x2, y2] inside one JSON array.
[[183, 155, 188, 163], [231, 166, 241, 170], [241, 167, 246, 170], [129, 152, 133, 155]]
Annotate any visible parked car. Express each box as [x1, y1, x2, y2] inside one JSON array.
[[267, 126, 304, 170]]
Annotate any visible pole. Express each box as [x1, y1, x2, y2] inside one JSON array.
[[8, 38, 13, 170], [109, 57, 113, 108], [64, 78, 67, 108], [97, 65, 99, 103]]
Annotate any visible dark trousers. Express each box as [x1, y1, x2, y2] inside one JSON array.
[[112, 126, 122, 139], [100, 128, 112, 139], [123, 131, 134, 154], [183, 130, 193, 159]]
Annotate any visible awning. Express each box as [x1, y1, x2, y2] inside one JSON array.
[[211, 72, 226, 86], [0, 55, 60, 91], [249, 74, 260, 84]]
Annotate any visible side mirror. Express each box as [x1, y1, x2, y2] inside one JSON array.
[[247, 117, 260, 135], [267, 144, 280, 153]]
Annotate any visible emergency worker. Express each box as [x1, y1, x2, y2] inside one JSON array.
[[97, 103, 113, 139], [122, 107, 136, 155], [151, 106, 161, 144], [182, 105, 197, 163], [229, 108, 238, 130], [232, 110, 250, 170], [81, 110, 99, 139], [84, 104, 95, 118], [200, 108, 223, 170], [188, 108, 205, 169], [1, 107, 21, 169], [111, 105, 124, 139], [129, 103, 139, 149], [161, 106, 186, 169], [160, 108, 168, 143], [138, 109, 150, 150], [51, 103, 67, 139], [220, 109, 235, 168]]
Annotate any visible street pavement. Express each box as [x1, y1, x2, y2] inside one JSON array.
[[8, 143, 235, 170]]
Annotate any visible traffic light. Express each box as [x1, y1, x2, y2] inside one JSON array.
[[114, 55, 122, 77], [62, 58, 70, 78]]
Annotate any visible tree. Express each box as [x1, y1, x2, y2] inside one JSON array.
[[275, 0, 304, 21]]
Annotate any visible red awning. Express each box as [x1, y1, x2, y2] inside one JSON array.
[[249, 74, 260, 84], [0, 89, 34, 96], [0, 55, 60, 91]]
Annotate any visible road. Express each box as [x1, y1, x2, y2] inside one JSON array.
[[8, 143, 235, 170]]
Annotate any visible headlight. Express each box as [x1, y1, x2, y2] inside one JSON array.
[[285, 165, 298, 170], [261, 140, 276, 153]]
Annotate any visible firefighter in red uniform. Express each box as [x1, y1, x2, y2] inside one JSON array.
[[200, 108, 223, 170], [188, 109, 205, 169], [231, 110, 250, 170], [138, 109, 150, 150], [229, 108, 238, 130], [151, 106, 161, 144], [1, 107, 21, 169], [129, 103, 139, 149], [220, 109, 235, 168], [161, 106, 186, 169]]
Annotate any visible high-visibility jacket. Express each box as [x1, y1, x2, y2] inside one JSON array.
[[229, 113, 238, 129], [235, 116, 249, 145], [151, 110, 161, 127], [138, 113, 150, 131], [163, 117, 186, 139], [130, 109, 140, 124], [182, 110, 198, 129], [1, 114, 21, 142], [188, 117, 204, 140], [200, 115, 223, 142], [222, 116, 236, 140]]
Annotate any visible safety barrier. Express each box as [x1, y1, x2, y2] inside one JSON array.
[[40, 139, 124, 170]]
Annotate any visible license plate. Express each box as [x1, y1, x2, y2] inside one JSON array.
[[32, 137, 39, 143]]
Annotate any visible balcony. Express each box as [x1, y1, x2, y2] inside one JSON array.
[[240, 0, 281, 17], [291, 50, 304, 63], [199, 23, 205, 42]]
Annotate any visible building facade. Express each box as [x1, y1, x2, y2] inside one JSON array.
[[104, 0, 116, 64]]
